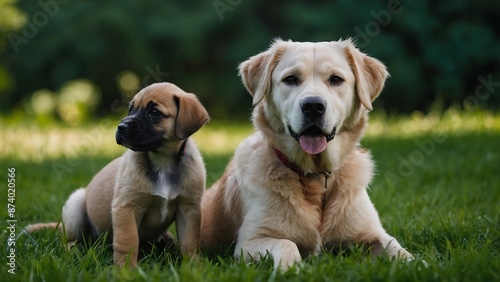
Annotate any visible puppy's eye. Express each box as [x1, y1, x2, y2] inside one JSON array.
[[148, 109, 163, 119], [329, 75, 344, 86], [283, 75, 299, 86]]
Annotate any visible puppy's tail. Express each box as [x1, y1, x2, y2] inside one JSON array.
[[62, 188, 87, 241], [24, 188, 88, 243], [24, 222, 62, 233]]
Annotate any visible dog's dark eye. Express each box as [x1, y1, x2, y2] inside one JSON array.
[[283, 75, 299, 86], [148, 109, 162, 119], [329, 75, 344, 86]]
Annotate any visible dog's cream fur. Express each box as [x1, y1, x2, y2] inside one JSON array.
[[201, 39, 413, 270], [26, 83, 209, 267]]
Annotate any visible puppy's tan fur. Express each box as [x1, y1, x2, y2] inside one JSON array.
[[26, 83, 209, 267], [201, 39, 413, 270]]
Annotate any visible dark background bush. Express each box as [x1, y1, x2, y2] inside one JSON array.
[[1, 0, 499, 121]]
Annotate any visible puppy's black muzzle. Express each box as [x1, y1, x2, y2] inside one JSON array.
[[116, 120, 133, 136], [115, 116, 137, 145], [115, 115, 163, 152]]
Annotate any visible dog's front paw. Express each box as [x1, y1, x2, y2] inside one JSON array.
[[394, 248, 414, 261], [272, 239, 302, 271]]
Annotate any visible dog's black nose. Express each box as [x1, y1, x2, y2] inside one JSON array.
[[117, 122, 129, 133], [301, 96, 326, 117]]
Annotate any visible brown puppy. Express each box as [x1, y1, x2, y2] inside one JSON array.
[[201, 39, 413, 270], [26, 82, 209, 267]]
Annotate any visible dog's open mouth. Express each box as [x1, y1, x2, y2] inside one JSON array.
[[288, 125, 336, 155]]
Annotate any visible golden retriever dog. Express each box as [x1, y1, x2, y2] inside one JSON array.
[[201, 39, 413, 270], [26, 82, 209, 267]]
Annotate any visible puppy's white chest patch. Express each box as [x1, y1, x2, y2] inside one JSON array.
[[150, 170, 180, 201]]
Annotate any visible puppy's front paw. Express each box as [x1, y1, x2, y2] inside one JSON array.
[[113, 248, 138, 268], [113, 256, 137, 268]]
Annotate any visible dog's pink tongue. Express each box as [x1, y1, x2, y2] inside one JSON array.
[[299, 135, 328, 155]]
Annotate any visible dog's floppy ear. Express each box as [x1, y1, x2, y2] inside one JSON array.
[[174, 94, 210, 140], [239, 39, 286, 106], [343, 40, 389, 111]]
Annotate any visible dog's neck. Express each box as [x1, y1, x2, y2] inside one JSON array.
[[273, 147, 305, 175], [137, 140, 187, 201], [273, 147, 331, 189], [146, 139, 188, 168]]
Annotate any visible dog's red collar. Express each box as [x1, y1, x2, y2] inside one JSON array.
[[273, 147, 305, 175], [273, 147, 331, 189]]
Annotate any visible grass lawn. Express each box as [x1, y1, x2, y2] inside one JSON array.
[[1, 110, 499, 281]]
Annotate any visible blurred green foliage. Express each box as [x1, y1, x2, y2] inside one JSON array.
[[0, 0, 499, 122]]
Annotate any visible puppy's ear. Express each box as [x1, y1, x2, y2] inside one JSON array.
[[174, 94, 210, 140], [343, 40, 389, 111], [239, 39, 286, 106]]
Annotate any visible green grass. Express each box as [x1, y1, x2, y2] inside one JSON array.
[[1, 110, 499, 281]]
